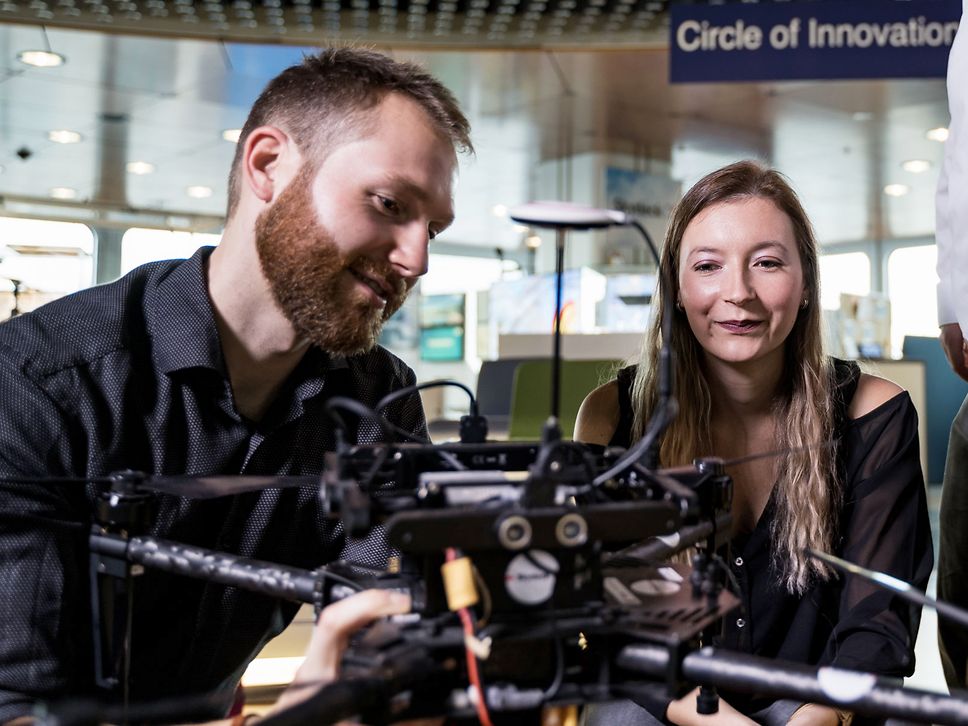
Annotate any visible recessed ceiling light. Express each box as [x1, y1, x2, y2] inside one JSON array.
[[525, 234, 542, 249], [49, 187, 77, 200], [492, 204, 508, 217], [126, 161, 155, 175], [187, 185, 213, 199], [901, 159, 931, 174], [48, 129, 82, 144], [926, 127, 949, 142], [883, 183, 909, 197], [222, 128, 242, 143], [512, 224, 530, 233], [18, 50, 65, 68]]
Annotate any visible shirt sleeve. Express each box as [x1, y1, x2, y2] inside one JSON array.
[[937, 10, 968, 332], [0, 357, 91, 723], [823, 393, 934, 677]]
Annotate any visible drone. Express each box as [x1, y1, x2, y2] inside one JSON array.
[[9, 205, 968, 725]]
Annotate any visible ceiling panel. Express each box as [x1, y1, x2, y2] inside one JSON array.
[[0, 14, 951, 249]]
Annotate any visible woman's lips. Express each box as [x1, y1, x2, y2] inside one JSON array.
[[717, 320, 763, 333]]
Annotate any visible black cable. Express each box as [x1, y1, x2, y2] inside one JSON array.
[[324, 397, 400, 442], [541, 604, 565, 702], [723, 439, 835, 467], [333, 559, 388, 574], [590, 398, 677, 488], [629, 218, 660, 269], [523, 551, 560, 576], [39, 689, 231, 726], [323, 397, 434, 445], [358, 445, 390, 492], [0, 474, 115, 485], [316, 567, 366, 594], [322, 398, 466, 489], [711, 552, 748, 625], [41, 670, 385, 726], [376, 379, 478, 417], [122, 570, 135, 723]]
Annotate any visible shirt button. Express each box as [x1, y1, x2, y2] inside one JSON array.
[[734, 557, 744, 567], [736, 618, 746, 628]]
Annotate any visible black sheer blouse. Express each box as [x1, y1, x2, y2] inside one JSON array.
[[609, 359, 934, 716]]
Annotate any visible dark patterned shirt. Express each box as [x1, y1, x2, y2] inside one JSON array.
[[0, 247, 426, 722], [607, 360, 933, 721]]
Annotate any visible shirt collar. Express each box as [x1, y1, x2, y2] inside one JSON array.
[[147, 246, 350, 393], [147, 246, 227, 376]]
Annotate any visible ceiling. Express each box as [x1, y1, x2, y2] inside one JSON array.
[[0, 4, 951, 260]]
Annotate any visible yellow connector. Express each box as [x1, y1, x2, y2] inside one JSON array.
[[441, 556, 479, 611]]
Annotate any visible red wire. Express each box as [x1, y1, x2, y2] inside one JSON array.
[[446, 548, 494, 726]]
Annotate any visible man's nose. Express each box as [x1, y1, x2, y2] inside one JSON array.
[[388, 223, 430, 279]]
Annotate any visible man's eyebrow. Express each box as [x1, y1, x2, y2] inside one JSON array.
[[383, 174, 455, 226], [382, 174, 433, 202]]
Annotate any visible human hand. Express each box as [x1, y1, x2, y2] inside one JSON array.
[[785, 703, 844, 726], [265, 589, 412, 717], [665, 687, 757, 726], [940, 323, 968, 382]]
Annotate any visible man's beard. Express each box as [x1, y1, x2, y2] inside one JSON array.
[[255, 169, 409, 356]]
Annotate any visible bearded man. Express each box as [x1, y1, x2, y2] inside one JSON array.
[[0, 48, 471, 723]]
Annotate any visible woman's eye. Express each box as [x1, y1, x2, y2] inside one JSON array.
[[694, 262, 719, 273], [756, 259, 782, 269]]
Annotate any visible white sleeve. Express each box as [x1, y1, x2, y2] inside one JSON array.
[[937, 9, 968, 334]]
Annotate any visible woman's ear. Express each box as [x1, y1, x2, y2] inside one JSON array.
[[241, 126, 292, 204]]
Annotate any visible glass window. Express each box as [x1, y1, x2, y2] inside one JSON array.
[[121, 228, 221, 275], [0, 216, 95, 318], [416, 253, 510, 363], [421, 253, 511, 295], [887, 245, 939, 356], [818, 251, 871, 310]]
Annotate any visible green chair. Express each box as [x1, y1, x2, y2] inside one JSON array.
[[507, 358, 620, 440]]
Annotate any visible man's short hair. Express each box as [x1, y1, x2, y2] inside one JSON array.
[[226, 47, 473, 217]]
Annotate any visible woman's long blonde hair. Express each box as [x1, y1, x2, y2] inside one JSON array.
[[631, 160, 837, 595]]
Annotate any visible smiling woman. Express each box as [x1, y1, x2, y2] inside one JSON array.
[[677, 196, 805, 373], [575, 160, 933, 726]]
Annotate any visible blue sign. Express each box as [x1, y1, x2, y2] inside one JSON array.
[[670, 0, 962, 83], [420, 325, 465, 362]]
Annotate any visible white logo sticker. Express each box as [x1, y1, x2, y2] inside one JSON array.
[[504, 551, 559, 605]]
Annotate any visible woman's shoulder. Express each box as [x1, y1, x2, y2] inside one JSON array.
[[574, 379, 620, 445], [846, 372, 905, 420]]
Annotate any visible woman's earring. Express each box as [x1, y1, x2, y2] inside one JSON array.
[[800, 298, 808, 309]]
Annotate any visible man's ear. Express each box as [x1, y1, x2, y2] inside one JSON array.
[[242, 126, 295, 204]]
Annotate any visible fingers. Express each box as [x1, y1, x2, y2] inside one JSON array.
[[940, 324, 968, 382], [958, 339, 968, 382], [269, 590, 412, 717], [302, 589, 411, 680], [316, 589, 412, 637], [667, 688, 757, 726]]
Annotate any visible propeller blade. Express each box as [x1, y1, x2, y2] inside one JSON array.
[[0, 473, 324, 499], [144, 475, 323, 499]]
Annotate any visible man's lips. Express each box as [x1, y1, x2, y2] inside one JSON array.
[[716, 319, 763, 333], [349, 268, 391, 304]]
